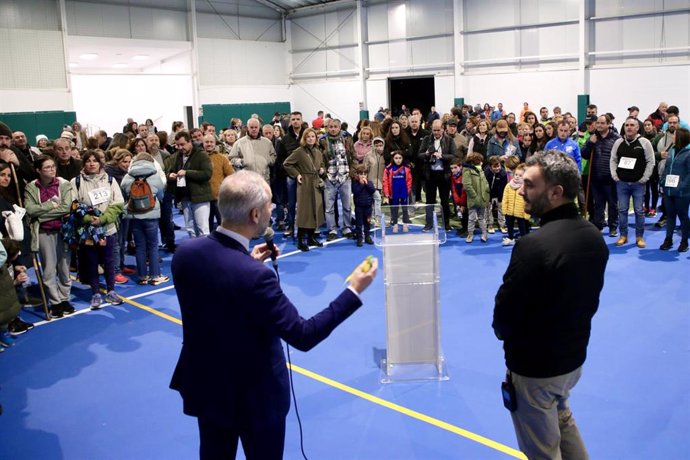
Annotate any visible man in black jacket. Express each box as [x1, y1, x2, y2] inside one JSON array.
[[493, 150, 609, 459], [418, 119, 456, 231], [277, 111, 304, 237]]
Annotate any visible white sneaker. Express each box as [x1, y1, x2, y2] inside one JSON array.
[[488, 228, 496, 234], [465, 234, 474, 243], [502, 237, 515, 246], [402, 224, 409, 233], [481, 234, 488, 243], [392, 224, 399, 233]]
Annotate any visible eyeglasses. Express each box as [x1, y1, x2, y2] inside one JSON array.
[[41, 165, 56, 170]]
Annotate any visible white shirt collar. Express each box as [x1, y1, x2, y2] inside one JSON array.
[[216, 226, 250, 252]]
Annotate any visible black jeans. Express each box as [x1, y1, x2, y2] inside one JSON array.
[[665, 196, 690, 241], [159, 190, 176, 247], [505, 215, 529, 239], [424, 171, 451, 229], [590, 178, 618, 230]]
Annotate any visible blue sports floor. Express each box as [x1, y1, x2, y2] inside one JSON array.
[[0, 213, 688, 459]]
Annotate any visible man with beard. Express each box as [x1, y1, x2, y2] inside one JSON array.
[[277, 112, 305, 236], [407, 114, 429, 204], [493, 150, 608, 460], [170, 170, 378, 460], [581, 114, 621, 235]]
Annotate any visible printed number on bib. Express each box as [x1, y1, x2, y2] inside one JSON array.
[[89, 187, 111, 206], [177, 176, 187, 187], [665, 174, 679, 188], [618, 157, 637, 170]]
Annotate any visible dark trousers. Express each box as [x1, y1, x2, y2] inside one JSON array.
[[160, 190, 176, 247], [209, 200, 221, 232], [78, 234, 115, 294], [505, 215, 529, 239], [590, 178, 618, 230], [286, 177, 297, 230], [645, 172, 660, 211], [198, 416, 285, 460], [390, 197, 411, 225], [273, 176, 288, 224], [412, 164, 424, 202], [665, 196, 690, 241], [354, 204, 372, 240], [425, 171, 451, 228]]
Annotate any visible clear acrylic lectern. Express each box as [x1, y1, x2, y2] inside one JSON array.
[[373, 203, 448, 383]]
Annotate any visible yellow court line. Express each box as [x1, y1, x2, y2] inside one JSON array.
[[122, 296, 182, 325], [289, 363, 527, 459], [121, 293, 524, 459]]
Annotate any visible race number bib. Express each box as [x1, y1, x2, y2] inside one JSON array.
[[177, 176, 187, 187], [665, 174, 679, 188], [89, 187, 111, 206], [619, 157, 637, 170]]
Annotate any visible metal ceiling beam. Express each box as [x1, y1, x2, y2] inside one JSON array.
[[251, 0, 288, 15]]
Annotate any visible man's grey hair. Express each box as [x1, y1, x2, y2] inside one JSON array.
[[218, 170, 270, 225], [525, 150, 581, 200], [328, 119, 341, 127]]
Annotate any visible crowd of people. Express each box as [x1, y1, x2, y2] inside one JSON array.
[[0, 99, 688, 351]]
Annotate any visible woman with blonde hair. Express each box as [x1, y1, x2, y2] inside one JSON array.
[[283, 128, 326, 252]]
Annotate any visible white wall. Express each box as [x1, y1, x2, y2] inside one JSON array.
[[590, 65, 690, 127], [291, 79, 361, 128], [365, 79, 388, 117], [199, 85, 291, 106], [70, 74, 193, 136], [461, 70, 581, 117], [0, 89, 73, 113], [197, 38, 288, 86]]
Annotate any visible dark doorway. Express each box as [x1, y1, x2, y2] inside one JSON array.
[[388, 76, 435, 118]]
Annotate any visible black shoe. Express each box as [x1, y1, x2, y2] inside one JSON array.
[[343, 232, 354, 240], [421, 226, 432, 232], [659, 238, 673, 250], [456, 229, 468, 237], [654, 218, 667, 228], [365, 236, 374, 245], [283, 227, 294, 238], [276, 223, 286, 231], [679, 240, 689, 253], [307, 237, 323, 247], [608, 229, 618, 238], [8, 317, 33, 336], [60, 301, 76, 315], [445, 226, 452, 232], [173, 224, 182, 230], [50, 304, 64, 318], [356, 239, 363, 247], [326, 233, 337, 242], [297, 241, 310, 252]]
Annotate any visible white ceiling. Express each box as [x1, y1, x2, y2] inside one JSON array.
[[67, 36, 191, 74]]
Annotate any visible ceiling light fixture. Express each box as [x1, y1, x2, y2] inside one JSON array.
[[79, 53, 99, 60]]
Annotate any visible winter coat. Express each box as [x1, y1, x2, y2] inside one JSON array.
[[283, 144, 325, 229], [502, 182, 530, 219], [120, 160, 166, 220], [208, 151, 235, 200], [24, 178, 74, 252], [462, 164, 490, 209], [166, 145, 213, 203], [71, 171, 125, 237], [661, 145, 690, 198]]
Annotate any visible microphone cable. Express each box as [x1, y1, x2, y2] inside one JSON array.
[[270, 264, 308, 460]]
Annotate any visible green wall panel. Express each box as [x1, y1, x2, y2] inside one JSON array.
[[200, 102, 291, 129], [0, 111, 76, 146]]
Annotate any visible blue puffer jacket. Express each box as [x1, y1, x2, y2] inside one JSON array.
[[661, 145, 690, 198], [120, 160, 165, 219]]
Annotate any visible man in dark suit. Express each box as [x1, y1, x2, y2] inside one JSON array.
[[170, 170, 378, 460], [492, 150, 609, 459]]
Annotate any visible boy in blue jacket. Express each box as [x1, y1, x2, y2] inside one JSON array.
[[352, 165, 375, 246]]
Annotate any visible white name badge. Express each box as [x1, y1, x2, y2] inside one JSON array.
[[88, 187, 111, 206], [619, 157, 637, 169], [665, 174, 679, 188], [177, 176, 187, 187]]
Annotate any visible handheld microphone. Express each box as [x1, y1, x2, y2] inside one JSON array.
[[263, 227, 278, 270]]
